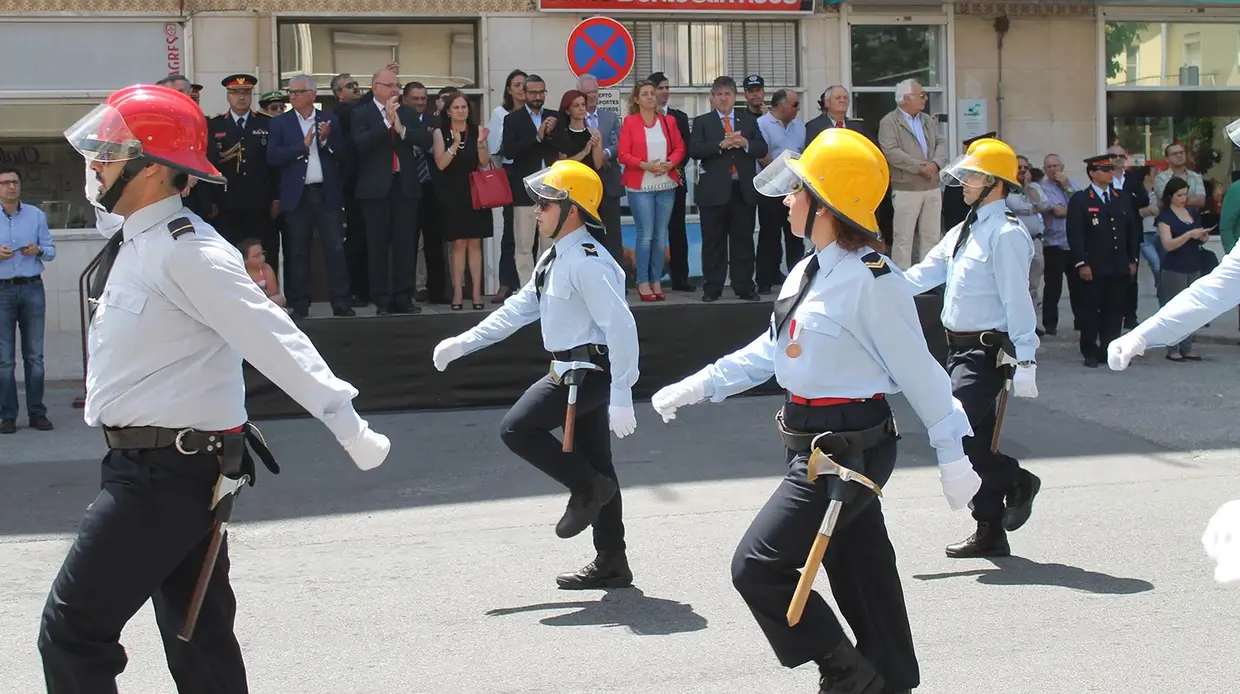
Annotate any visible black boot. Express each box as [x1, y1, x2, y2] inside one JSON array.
[[1003, 469, 1041, 532], [555, 474, 618, 539], [555, 551, 633, 590], [817, 638, 886, 694], [945, 521, 1010, 558]]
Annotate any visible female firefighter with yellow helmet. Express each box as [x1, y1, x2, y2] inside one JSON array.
[[650, 128, 977, 694], [431, 159, 641, 589], [902, 136, 1043, 560]]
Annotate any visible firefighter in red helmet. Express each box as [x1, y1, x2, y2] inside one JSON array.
[[38, 84, 391, 693]]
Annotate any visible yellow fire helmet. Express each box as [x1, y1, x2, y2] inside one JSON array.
[[941, 137, 1021, 192], [523, 159, 603, 227], [754, 127, 889, 236]]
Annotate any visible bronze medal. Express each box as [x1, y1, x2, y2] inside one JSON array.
[[786, 342, 803, 359]]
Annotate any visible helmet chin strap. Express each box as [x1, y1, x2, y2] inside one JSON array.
[[803, 195, 822, 248], [97, 158, 150, 214], [544, 199, 574, 240]]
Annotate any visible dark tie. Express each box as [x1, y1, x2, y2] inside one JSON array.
[[535, 246, 558, 300], [772, 254, 819, 338], [88, 233, 124, 316], [952, 209, 979, 258], [414, 127, 432, 183], [1102, 191, 1110, 205]]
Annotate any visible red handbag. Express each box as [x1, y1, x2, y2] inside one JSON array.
[[470, 162, 512, 210]]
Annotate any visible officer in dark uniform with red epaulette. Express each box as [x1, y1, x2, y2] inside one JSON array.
[[1066, 153, 1140, 367], [207, 74, 279, 250]]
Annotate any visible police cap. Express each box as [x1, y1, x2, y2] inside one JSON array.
[[744, 74, 765, 89], [1084, 153, 1118, 170], [221, 74, 258, 91]]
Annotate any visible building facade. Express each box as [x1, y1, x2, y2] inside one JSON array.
[[3, 0, 1237, 331]]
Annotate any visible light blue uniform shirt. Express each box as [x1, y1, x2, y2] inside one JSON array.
[[457, 227, 639, 407], [690, 242, 971, 466], [1132, 241, 1240, 348], [903, 199, 1040, 363], [0, 203, 56, 280]]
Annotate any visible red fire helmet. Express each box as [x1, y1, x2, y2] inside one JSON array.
[[65, 83, 225, 184]]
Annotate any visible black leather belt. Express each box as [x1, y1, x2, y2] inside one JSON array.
[[0, 275, 40, 286], [775, 411, 898, 456], [551, 344, 608, 362], [103, 425, 248, 455], [945, 329, 1008, 348]]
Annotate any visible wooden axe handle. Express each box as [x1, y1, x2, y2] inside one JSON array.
[[178, 520, 225, 642], [787, 532, 831, 627], [562, 403, 577, 452], [990, 386, 1009, 454]]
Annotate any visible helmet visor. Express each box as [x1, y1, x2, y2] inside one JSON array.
[[1227, 118, 1240, 148], [523, 166, 571, 204], [939, 153, 994, 188], [754, 150, 807, 199], [64, 103, 143, 163]]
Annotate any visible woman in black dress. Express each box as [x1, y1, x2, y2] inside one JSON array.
[[432, 92, 494, 310]]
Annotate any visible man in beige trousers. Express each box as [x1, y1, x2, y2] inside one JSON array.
[[878, 78, 948, 269]]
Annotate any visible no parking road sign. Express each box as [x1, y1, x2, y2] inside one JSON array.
[[566, 17, 634, 89]]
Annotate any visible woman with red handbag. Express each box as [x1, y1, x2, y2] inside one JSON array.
[[433, 93, 494, 310]]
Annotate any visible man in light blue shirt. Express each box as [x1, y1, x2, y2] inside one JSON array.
[[0, 166, 55, 433], [755, 89, 807, 293], [903, 137, 1041, 559]]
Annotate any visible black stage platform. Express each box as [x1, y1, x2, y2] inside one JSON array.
[[244, 292, 948, 419]]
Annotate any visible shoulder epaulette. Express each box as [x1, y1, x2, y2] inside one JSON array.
[[581, 242, 599, 257], [1004, 209, 1020, 222], [860, 251, 891, 278], [167, 217, 195, 240]]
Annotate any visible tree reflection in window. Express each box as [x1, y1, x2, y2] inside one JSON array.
[[851, 25, 940, 88]]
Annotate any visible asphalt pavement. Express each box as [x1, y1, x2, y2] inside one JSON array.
[[1, 327, 1238, 694]]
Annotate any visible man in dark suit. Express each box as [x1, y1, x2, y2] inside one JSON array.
[[651, 72, 695, 292], [689, 75, 768, 302], [207, 74, 279, 250], [403, 80, 448, 304], [804, 85, 869, 146], [1067, 153, 1140, 367], [351, 67, 433, 315], [1108, 144, 1148, 329], [267, 74, 354, 319], [501, 73, 559, 286], [330, 72, 370, 307]]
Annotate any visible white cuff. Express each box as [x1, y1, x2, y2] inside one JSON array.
[[609, 386, 633, 409], [322, 401, 365, 442]]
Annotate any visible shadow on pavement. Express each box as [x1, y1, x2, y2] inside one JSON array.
[[0, 392, 1187, 538], [911, 555, 1155, 595], [485, 587, 709, 636]]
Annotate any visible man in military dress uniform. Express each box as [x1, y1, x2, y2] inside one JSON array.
[[208, 74, 280, 266], [1067, 153, 1140, 367]]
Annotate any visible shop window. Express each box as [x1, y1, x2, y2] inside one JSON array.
[[620, 20, 798, 90], [276, 19, 480, 100], [1106, 21, 1240, 89], [848, 24, 946, 141], [0, 140, 94, 229]]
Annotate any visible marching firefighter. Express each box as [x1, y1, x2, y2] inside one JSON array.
[[39, 84, 390, 693], [650, 128, 979, 694], [431, 159, 640, 589], [902, 136, 1042, 558]]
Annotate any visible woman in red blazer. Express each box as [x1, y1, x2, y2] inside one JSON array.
[[618, 80, 685, 301]]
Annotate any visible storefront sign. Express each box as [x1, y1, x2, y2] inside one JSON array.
[[540, 0, 813, 14], [597, 89, 622, 116], [957, 99, 989, 144], [165, 22, 184, 74]]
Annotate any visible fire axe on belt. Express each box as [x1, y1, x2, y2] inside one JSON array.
[[550, 359, 603, 453], [178, 422, 279, 642], [786, 434, 885, 627], [992, 349, 1018, 454]]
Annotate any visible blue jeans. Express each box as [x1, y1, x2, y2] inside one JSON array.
[[1141, 231, 1162, 294], [0, 279, 47, 420], [627, 188, 675, 285]]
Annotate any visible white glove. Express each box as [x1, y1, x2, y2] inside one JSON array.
[[432, 337, 465, 372], [1012, 364, 1037, 399], [609, 405, 637, 438], [1108, 332, 1147, 371], [938, 457, 981, 511], [1203, 500, 1240, 584], [341, 426, 390, 471], [651, 372, 710, 423]]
